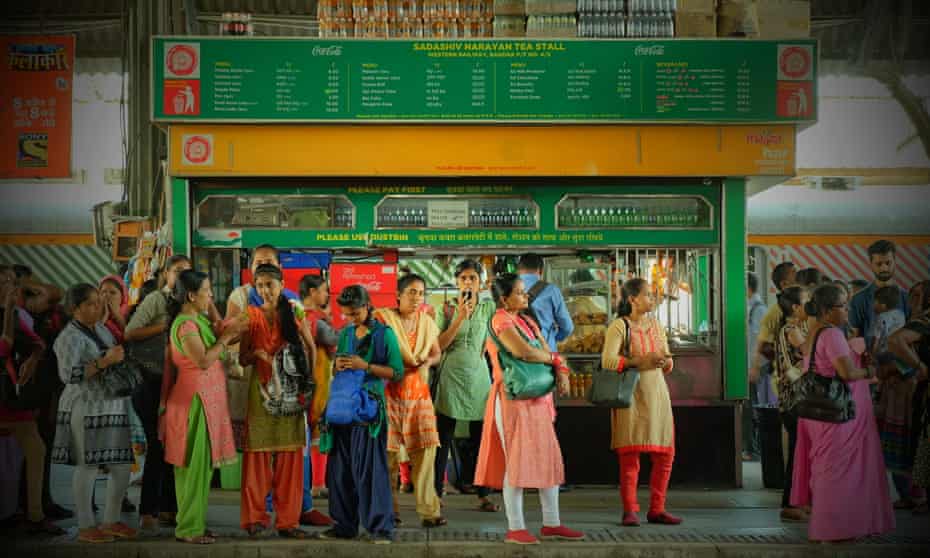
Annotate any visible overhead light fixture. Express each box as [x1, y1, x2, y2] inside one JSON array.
[[803, 176, 862, 191]]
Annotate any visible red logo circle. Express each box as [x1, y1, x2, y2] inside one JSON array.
[[184, 136, 211, 164], [167, 45, 198, 76], [779, 47, 811, 79]]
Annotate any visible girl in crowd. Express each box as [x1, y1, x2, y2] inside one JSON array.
[[601, 278, 680, 527], [98, 275, 128, 343], [124, 254, 192, 529], [772, 286, 809, 522], [374, 274, 446, 527], [890, 280, 930, 514], [791, 284, 894, 542], [320, 285, 403, 544], [299, 274, 338, 503], [433, 259, 498, 512], [476, 273, 583, 545], [238, 264, 316, 538], [52, 284, 136, 543], [161, 270, 245, 544]]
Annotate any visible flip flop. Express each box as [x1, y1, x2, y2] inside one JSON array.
[[478, 500, 500, 513], [176, 535, 216, 545]]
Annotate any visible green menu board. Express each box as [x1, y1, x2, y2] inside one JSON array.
[[153, 37, 817, 123]]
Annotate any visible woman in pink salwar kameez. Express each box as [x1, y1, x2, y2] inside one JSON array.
[[791, 284, 894, 542]]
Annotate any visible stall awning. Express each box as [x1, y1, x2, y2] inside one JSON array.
[[0, 244, 116, 290]]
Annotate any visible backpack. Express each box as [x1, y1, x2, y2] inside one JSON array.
[[524, 279, 549, 329], [323, 324, 387, 425], [260, 341, 314, 417]]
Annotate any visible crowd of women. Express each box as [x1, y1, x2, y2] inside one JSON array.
[[750, 241, 930, 544], [3, 240, 928, 546]]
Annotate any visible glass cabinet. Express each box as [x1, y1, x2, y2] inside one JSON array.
[[544, 257, 612, 356], [195, 194, 355, 229], [556, 194, 712, 230]]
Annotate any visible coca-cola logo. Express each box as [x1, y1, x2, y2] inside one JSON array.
[[634, 45, 665, 56], [312, 45, 343, 57]]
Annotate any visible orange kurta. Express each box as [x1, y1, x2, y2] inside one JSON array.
[[475, 310, 564, 489]]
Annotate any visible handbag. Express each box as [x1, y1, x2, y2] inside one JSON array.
[[323, 325, 384, 425], [588, 318, 640, 408], [73, 321, 143, 400], [486, 315, 555, 400], [791, 327, 856, 423], [260, 342, 315, 417]]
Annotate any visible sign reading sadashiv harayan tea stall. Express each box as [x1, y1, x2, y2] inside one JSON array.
[[152, 37, 817, 123]]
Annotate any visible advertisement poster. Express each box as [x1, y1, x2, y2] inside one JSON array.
[[0, 34, 74, 178]]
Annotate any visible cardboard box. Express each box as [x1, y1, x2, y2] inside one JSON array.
[[675, 11, 717, 37], [718, 1, 809, 38], [677, 0, 717, 12]]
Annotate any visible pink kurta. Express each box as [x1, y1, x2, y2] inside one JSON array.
[[475, 310, 564, 489], [162, 320, 238, 468], [791, 327, 894, 541]]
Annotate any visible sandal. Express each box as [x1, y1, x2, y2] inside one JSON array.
[[245, 523, 265, 538], [478, 499, 500, 513], [176, 535, 215, 545], [278, 527, 308, 539], [421, 516, 448, 528]]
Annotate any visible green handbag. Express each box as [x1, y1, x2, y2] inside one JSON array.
[[487, 316, 555, 400]]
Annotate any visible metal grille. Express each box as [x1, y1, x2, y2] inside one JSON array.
[[613, 247, 720, 349]]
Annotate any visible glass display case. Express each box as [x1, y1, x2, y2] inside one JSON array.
[[556, 194, 712, 230], [195, 194, 355, 229], [544, 257, 612, 356], [376, 195, 539, 229]]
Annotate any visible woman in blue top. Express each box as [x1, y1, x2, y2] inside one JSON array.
[[319, 285, 403, 544]]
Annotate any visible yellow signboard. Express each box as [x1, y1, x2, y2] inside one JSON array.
[[168, 124, 795, 177]]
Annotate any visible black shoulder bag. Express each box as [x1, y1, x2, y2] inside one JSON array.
[[588, 318, 640, 408], [73, 321, 144, 400], [791, 327, 856, 423]]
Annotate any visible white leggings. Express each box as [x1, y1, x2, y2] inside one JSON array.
[[70, 399, 132, 530], [494, 395, 560, 531]]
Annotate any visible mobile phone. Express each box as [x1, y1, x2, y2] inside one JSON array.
[[334, 352, 352, 359], [462, 290, 473, 302]]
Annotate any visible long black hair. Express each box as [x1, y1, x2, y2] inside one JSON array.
[[909, 280, 930, 317], [158, 254, 191, 289], [336, 284, 377, 329], [253, 264, 300, 345], [167, 270, 209, 327], [777, 285, 806, 332], [64, 283, 98, 315], [804, 284, 844, 320], [491, 272, 519, 308], [616, 277, 648, 318], [299, 274, 326, 300]]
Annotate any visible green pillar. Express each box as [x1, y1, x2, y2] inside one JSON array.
[[170, 177, 190, 256], [723, 178, 748, 400]]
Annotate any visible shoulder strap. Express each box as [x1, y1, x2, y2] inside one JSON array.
[[372, 323, 387, 364], [527, 280, 548, 302], [620, 318, 632, 358], [71, 320, 108, 352], [807, 326, 831, 375]]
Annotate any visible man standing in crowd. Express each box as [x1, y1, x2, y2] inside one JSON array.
[[516, 254, 574, 351], [743, 273, 766, 462], [850, 240, 910, 349]]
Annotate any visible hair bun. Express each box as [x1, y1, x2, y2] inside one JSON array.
[[803, 300, 818, 316]]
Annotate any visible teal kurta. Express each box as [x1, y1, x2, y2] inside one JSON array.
[[434, 298, 494, 421]]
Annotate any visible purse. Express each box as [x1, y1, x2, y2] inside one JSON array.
[[73, 321, 144, 400], [791, 327, 856, 423], [588, 318, 640, 408], [323, 325, 384, 425], [486, 315, 555, 400]]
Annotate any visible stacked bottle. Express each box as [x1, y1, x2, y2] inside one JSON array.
[[576, 0, 625, 38], [318, 0, 355, 37], [526, 0, 577, 37], [558, 203, 700, 227], [468, 206, 534, 227], [626, 0, 675, 38], [493, 0, 526, 37]]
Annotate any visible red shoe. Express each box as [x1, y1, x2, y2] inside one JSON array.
[[647, 511, 682, 525], [621, 512, 641, 527], [100, 522, 138, 539], [300, 509, 334, 526], [539, 525, 585, 541], [504, 529, 539, 545]]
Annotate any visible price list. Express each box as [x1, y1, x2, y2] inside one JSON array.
[[274, 61, 309, 114], [155, 38, 817, 123]]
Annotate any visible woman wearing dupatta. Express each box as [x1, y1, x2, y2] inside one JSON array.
[[160, 270, 244, 544], [238, 264, 316, 539], [98, 275, 129, 344], [373, 274, 446, 527]]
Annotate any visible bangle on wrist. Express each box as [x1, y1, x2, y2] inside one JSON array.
[[617, 356, 626, 373]]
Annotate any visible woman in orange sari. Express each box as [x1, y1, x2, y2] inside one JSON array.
[[238, 264, 317, 538], [475, 273, 584, 545], [373, 273, 445, 527]]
